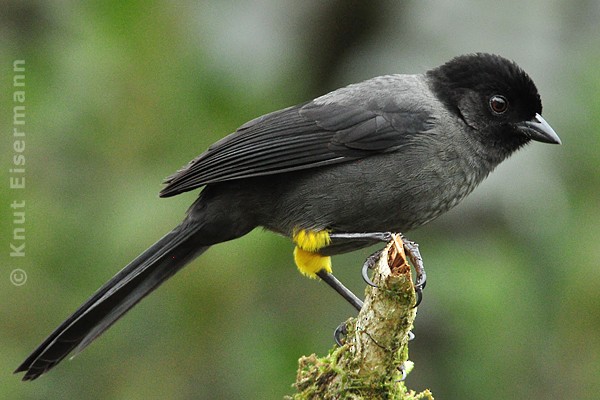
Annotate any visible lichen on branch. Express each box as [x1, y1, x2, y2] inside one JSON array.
[[288, 235, 434, 400]]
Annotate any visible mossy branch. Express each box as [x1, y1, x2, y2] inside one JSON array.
[[287, 235, 433, 400]]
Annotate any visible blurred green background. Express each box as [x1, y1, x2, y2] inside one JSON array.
[[1, 1, 599, 399]]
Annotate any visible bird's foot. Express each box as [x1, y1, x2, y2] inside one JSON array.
[[361, 249, 384, 287], [401, 237, 426, 307], [330, 232, 427, 307], [334, 321, 348, 346]]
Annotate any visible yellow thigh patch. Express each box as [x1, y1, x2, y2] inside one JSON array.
[[292, 229, 332, 278], [292, 229, 331, 252], [293, 246, 332, 278]]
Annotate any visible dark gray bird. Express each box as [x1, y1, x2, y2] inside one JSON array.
[[16, 53, 560, 381]]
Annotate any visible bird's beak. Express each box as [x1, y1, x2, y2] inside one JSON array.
[[517, 113, 561, 144]]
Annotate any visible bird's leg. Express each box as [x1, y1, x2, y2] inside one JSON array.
[[315, 269, 363, 346], [329, 232, 393, 242], [315, 269, 363, 312], [312, 268, 364, 346]]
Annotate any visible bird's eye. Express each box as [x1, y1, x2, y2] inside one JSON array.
[[489, 95, 509, 114]]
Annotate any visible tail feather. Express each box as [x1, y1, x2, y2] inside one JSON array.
[[15, 221, 208, 381]]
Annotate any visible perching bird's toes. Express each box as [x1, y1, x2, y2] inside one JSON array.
[[401, 236, 427, 307], [397, 363, 408, 381], [334, 322, 348, 346], [361, 249, 383, 288]]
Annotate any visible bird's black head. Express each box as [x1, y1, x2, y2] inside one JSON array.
[[427, 53, 560, 158]]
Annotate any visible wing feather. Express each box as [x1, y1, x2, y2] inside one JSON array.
[[160, 79, 433, 197]]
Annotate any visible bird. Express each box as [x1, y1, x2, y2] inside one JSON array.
[[15, 53, 560, 381]]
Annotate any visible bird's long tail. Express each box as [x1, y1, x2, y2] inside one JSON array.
[[15, 219, 209, 381]]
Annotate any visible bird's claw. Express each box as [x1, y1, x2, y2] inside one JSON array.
[[361, 249, 382, 288], [397, 363, 408, 381], [401, 236, 426, 308], [414, 288, 423, 308], [334, 322, 348, 346]]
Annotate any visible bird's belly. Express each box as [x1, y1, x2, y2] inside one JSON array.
[[264, 157, 483, 235]]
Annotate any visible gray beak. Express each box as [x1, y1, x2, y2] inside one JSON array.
[[518, 113, 561, 144]]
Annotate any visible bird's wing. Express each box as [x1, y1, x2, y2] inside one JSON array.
[[160, 96, 434, 197]]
